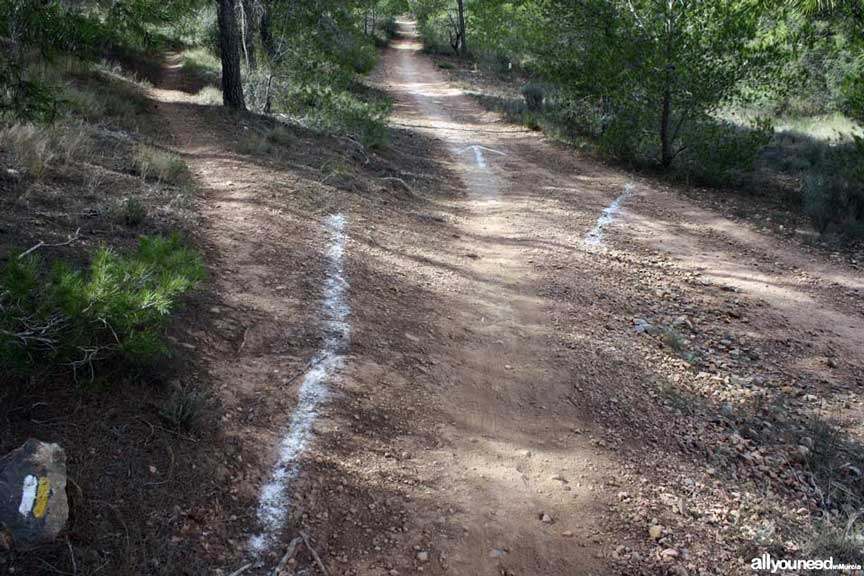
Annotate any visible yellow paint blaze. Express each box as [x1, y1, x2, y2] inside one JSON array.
[[32, 477, 50, 519]]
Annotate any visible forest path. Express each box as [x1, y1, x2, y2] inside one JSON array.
[[147, 39, 621, 575], [142, 17, 864, 576]]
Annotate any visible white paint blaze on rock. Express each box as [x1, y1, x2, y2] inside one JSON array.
[[17, 475, 37, 517], [249, 213, 350, 554], [584, 184, 634, 247]]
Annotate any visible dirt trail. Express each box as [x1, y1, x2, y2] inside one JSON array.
[[140, 18, 864, 576], [357, 22, 620, 575]]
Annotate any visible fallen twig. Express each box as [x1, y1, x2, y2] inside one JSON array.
[[227, 563, 253, 576], [271, 535, 303, 576], [18, 228, 81, 260], [377, 176, 413, 193], [237, 326, 251, 354], [300, 531, 329, 576]]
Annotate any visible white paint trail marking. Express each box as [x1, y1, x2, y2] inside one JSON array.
[[18, 475, 37, 517], [473, 146, 486, 169], [584, 184, 634, 247], [249, 213, 350, 554], [456, 145, 506, 169]]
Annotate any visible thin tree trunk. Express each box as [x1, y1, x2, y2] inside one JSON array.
[[240, 0, 257, 71], [217, 0, 246, 110], [260, 6, 275, 60], [660, 78, 672, 168], [659, 0, 674, 169], [456, 0, 467, 57]]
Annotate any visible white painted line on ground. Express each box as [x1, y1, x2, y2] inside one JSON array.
[[456, 144, 506, 169], [249, 213, 350, 555], [584, 184, 634, 247]]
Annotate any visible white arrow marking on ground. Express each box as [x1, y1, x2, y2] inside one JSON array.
[[456, 145, 506, 169]]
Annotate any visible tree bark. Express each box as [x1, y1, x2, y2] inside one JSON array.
[[217, 0, 246, 110], [456, 0, 467, 57]]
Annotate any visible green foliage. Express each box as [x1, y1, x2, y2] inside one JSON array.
[[0, 0, 201, 121], [677, 117, 774, 188], [348, 44, 378, 74], [276, 82, 390, 148], [521, 82, 544, 112], [0, 235, 204, 382], [543, 0, 781, 168], [181, 47, 222, 86], [800, 138, 864, 238], [120, 197, 148, 227]]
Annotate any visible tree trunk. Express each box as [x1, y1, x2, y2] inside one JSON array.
[[659, 1, 674, 169], [456, 0, 467, 57], [217, 0, 246, 110], [660, 74, 672, 169], [260, 6, 275, 60]]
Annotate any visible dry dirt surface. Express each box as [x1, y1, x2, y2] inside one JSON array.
[[6, 18, 864, 576]]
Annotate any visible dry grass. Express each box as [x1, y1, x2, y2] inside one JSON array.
[[132, 144, 189, 184], [0, 122, 92, 180], [194, 86, 223, 105]]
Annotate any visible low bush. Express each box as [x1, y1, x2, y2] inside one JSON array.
[[276, 83, 389, 148], [119, 197, 147, 226], [348, 44, 378, 75], [0, 234, 204, 382], [676, 117, 773, 188], [521, 82, 545, 112], [798, 138, 864, 239]]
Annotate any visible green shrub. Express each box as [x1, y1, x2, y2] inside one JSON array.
[[521, 82, 545, 112], [348, 44, 378, 75], [0, 235, 204, 381], [803, 174, 836, 234], [800, 138, 864, 239], [276, 83, 389, 148], [677, 118, 773, 188], [120, 197, 147, 226]]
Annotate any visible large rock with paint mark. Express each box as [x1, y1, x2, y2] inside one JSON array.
[[0, 439, 68, 549]]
